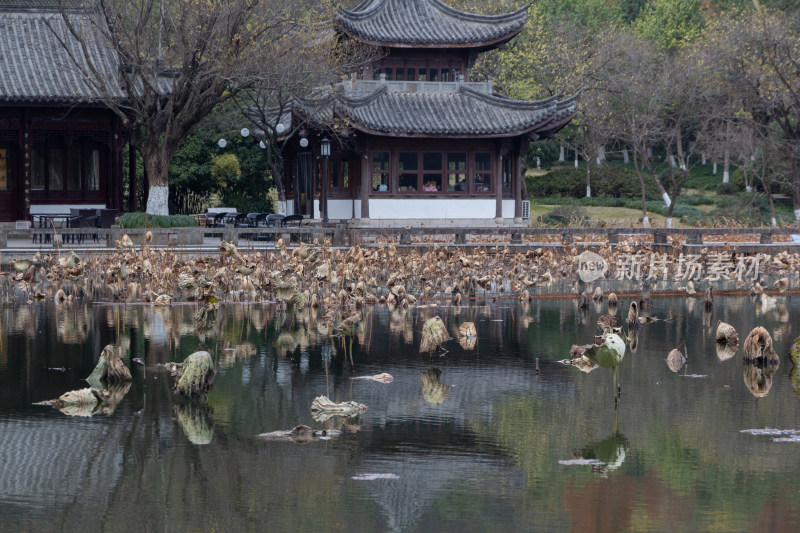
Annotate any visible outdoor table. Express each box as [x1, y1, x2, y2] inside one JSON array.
[[32, 214, 80, 244]]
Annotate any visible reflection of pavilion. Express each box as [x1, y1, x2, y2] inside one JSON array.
[[341, 363, 568, 532], [352, 454, 524, 533], [0, 417, 128, 529]]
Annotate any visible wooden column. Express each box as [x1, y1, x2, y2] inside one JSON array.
[[128, 142, 138, 212], [515, 138, 530, 221], [360, 148, 370, 219], [22, 109, 30, 221], [514, 147, 522, 220], [495, 149, 503, 220]]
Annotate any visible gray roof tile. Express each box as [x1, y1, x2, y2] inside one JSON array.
[[291, 80, 576, 139], [336, 0, 529, 47], [332, 82, 575, 138], [0, 10, 123, 103]]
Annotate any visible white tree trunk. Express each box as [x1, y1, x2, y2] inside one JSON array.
[[795, 209, 800, 222], [662, 192, 672, 208], [668, 154, 676, 168], [713, 162, 717, 175], [146, 186, 169, 216], [666, 217, 673, 228], [701, 152, 706, 165], [746, 186, 753, 192], [574, 154, 579, 168], [772, 217, 778, 227], [558, 143, 565, 163], [597, 145, 605, 164], [622, 149, 629, 164], [278, 200, 288, 215], [586, 185, 591, 198], [723, 150, 730, 183], [642, 216, 649, 227]]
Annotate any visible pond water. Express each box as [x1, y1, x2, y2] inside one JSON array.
[[1, 296, 799, 532]]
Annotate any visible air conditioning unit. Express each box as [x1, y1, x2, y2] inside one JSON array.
[[521, 200, 530, 221]]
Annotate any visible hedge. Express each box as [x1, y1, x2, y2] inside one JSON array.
[[117, 212, 198, 228]]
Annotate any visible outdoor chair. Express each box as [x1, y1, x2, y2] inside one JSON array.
[[253, 213, 269, 227], [97, 208, 118, 228], [77, 209, 100, 243], [266, 214, 285, 227], [281, 214, 303, 227], [243, 213, 263, 227], [206, 212, 228, 228], [233, 213, 251, 227]]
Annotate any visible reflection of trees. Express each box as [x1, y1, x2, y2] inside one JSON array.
[[55, 303, 91, 344]]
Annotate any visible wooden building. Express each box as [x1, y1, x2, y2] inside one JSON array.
[[0, 1, 127, 223], [278, 0, 576, 223]]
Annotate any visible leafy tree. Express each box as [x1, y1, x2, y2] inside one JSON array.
[[56, 0, 338, 215], [636, 0, 706, 51]]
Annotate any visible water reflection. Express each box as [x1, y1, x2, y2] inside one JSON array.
[[743, 360, 780, 398], [175, 402, 215, 445], [1, 297, 800, 532], [420, 367, 450, 405]]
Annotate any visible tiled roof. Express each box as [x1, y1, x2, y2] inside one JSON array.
[[0, 10, 123, 103], [336, 0, 529, 47], [319, 80, 576, 138]]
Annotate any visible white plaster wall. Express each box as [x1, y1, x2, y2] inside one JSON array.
[[501, 200, 516, 219], [368, 199, 498, 219], [328, 199, 360, 219], [31, 204, 106, 215]]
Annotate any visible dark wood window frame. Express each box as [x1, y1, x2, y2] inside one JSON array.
[[474, 152, 493, 193], [502, 157, 513, 190], [30, 137, 105, 201], [371, 151, 391, 193], [374, 60, 463, 82], [327, 157, 352, 198], [369, 149, 497, 197]]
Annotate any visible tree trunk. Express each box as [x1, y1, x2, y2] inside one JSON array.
[[766, 181, 777, 226], [622, 149, 629, 164], [585, 162, 591, 198], [141, 145, 171, 216], [723, 149, 730, 184], [633, 150, 649, 227], [675, 132, 687, 171], [667, 154, 676, 168], [558, 142, 565, 163], [792, 149, 800, 222]]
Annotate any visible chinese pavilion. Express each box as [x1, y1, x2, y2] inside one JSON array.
[[0, 1, 127, 223], [279, 0, 576, 224]]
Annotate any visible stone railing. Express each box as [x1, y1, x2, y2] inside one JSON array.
[[3, 225, 799, 252]]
